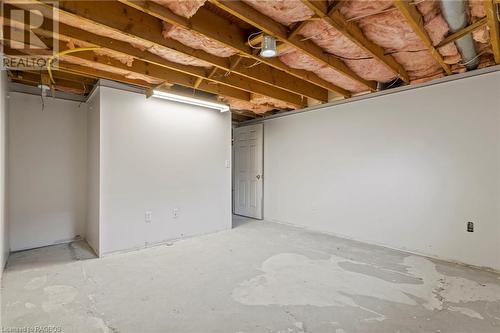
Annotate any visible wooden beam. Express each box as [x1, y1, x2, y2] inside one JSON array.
[[3, 11, 304, 107], [209, 0, 376, 91], [5, 35, 254, 102], [485, 0, 500, 64], [27, 69, 97, 85], [4, 0, 327, 102], [118, 0, 347, 98], [437, 17, 488, 48], [9, 71, 93, 94], [288, 20, 310, 40], [32, 0, 335, 101], [4, 46, 155, 88], [328, 0, 346, 14], [300, 0, 410, 83], [394, 0, 452, 75]]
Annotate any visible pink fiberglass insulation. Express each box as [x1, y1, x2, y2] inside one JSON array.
[[221, 96, 274, 114], [250, 94, 297, 110], [60, 55, 163, 85], [469, 0, 486, 18], [162, 23, 238, 57], [357, 10, 427, 52], [416, 0, 461, 65], [345, 3, 443, 80], [468, 0, 494, 68], [66, 40, 135, 67], [132, 43, 212, 68], [392, 51, 443, 79], [299, 19, 396, 82], [57, 7, 211, 68], [151, 0, 207, 18], [340, 0, 394, 20], [242, 0, 314, 26], [279, 49, 367, 92]]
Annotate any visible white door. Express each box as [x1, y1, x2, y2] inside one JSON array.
[[233, 124, 263, 219]]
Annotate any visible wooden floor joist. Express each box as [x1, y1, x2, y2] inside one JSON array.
[[437, 17, 488, 48], [3, 8, 305, 108], [485, 0, 500, 64], [394, 0, 452, 75], [299, 0, 410, 83], [208, 0, 377, 92], [117, 0, 350, 98], [9, 70, 94, 94], [5, 0, 327, 103]]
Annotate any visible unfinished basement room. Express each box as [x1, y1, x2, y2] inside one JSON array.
[[0, 0, 500, 332]]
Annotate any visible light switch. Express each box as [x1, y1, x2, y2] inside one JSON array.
[[145, 211, 152, 223]]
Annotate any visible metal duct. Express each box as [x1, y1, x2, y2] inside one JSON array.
[[440, 0, 479, 69]]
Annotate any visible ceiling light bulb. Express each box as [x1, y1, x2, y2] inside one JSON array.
[[260, 35, 277, 58]]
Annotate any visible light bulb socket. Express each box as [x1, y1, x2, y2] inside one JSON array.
[[260, 35, 277, 58]]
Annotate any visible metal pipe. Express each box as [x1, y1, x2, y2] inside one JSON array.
[[440, 0, 479, 69]]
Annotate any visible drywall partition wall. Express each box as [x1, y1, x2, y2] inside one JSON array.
[[8, 93, 87, 251], [0, 70, 8, 276], [264, 70, 500, 271], [86, 88, 100, 255], [99, 86, 232, 255]]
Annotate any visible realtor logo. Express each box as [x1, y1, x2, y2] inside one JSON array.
[[1, 1, 59, 70]]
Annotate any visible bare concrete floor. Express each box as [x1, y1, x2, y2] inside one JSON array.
[[2, 216, 500, 333]]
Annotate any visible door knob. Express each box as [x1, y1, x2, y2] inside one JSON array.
[[256, 175, 261, 180]]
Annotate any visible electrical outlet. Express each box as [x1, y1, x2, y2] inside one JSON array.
[[173, 208, 179, 219], [145, 211, 152, 223], [467, 221, 474, 232]]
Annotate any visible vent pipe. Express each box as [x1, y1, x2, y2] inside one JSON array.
[[440, 0, 479, 69]]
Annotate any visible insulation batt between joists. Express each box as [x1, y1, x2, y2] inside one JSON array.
[[221, 96, 273, 114], [468, 0, 495, 68], [243, 0, 314, 26], [299, 20, 397, 83], [151, 0, 207, 18], [162, 23, 238, 57], [56, 8, 211, 68], [221, 93, 298, 114], [66, 40, 135, 67], [60, 55, 163, 85], [279, 48, 368, 93], [340, 0, 463, 83]]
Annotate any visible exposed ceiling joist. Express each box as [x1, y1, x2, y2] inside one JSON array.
[[299, 0, 410, 83], [437, 17, 488, 48], [5, 0, 324, 103], [485, 0, 500, 64], [4, 47, 154, 89], [9, 70, 94, 94], [4, 5, 305, 107], [117, 0, 348, 98], [208, 0, 377, 92], [5, 36, 254, 102], [394, 0, 452, 75]]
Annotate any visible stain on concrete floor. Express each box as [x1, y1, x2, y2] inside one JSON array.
[[2, 217, 500, 333]]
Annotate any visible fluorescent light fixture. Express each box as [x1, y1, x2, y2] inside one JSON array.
[[260, 35, 277, 58], [152, 90, 230, 112]]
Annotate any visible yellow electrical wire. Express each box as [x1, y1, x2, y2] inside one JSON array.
[[47, 47, 101, 84]]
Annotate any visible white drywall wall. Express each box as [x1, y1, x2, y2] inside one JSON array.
[[0, 70, 9, 277], [263, 71, 500, 271], [99, 86, 232, 255], [8, 93, 87, 251], [86, 88, 100, 255]]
